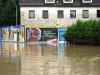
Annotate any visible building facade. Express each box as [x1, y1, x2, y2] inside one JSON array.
[[19, 0, 100, 27]]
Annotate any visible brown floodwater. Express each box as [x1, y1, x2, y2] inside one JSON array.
[[0, 42, 100, 75]]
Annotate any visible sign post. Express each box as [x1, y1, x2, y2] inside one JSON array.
[[58, 28, 66, 43]]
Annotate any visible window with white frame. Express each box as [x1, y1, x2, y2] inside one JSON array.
[[82, 0, 92, 3], [45, 0, 55, 3], [63, 0, 73, 3]]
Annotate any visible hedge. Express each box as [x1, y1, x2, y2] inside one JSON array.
[[64, 19, 100, 45]]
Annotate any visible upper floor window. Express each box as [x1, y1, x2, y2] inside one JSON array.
[[97, 10, 100, 18], [58, 10, 64, 19], [29, 10, 35, 19], [70, 10, 76, 18], [42, 10, 49, 19], [82, 0, 92, 3], [45, 0, 55, 3], [82, 10, 89, 18], [63, 0, 73, 3]]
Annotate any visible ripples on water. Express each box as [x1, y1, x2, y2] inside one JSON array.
[[0, 42, 100, 75]]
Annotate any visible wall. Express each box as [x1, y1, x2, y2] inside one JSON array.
[[20, 7, 100, 27]]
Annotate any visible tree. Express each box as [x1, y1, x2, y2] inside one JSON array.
[[0, 0, 20, 26]]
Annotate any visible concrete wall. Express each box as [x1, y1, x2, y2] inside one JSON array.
[[20, 7, 100, 27]]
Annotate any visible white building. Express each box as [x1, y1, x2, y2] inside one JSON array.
[[19, 0, 100, 27]]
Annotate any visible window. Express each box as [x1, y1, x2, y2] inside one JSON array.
[[82, 10, 89, 18], [45, 0, 55, 3], [70, 10, 76, 18], [58, 10, 64, 18], [29, 10, 35, 19], [42, 10, 49, 19], [63, 0, 73, 3], [97, 10, 100, 18], [82, 0, 92, 3]]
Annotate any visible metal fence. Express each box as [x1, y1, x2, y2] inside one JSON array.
[[0, 25, 66, 43], [0, 26, 25, 43]]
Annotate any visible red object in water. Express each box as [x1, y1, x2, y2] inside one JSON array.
[[47, 38, 57, 44]]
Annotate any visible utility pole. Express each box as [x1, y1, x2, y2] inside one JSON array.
[[0, 0, 2, 23], [11, 0, 19, 43], [11, 0, 18, 26]]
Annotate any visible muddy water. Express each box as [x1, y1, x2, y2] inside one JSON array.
[[0, 43, 100, 75]]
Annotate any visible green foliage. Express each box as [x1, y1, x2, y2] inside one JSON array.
[[0, 0, 20, 26], [65, 19, 100, 45]]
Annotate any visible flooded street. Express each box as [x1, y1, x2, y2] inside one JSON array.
[[0, 43, 100, 75]]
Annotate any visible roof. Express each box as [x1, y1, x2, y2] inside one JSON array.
[[19, 0, 100, 7]]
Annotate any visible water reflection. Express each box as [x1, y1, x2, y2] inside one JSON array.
[[64, 45, 100, 75], [0, 42, 21, 75], [0, 43, 100, 75]]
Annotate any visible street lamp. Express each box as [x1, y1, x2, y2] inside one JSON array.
[[11, 0, 18, 26]]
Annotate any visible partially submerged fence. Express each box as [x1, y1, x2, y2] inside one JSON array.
[[0, 26, 25, 42], [0, 25, 66, 43]]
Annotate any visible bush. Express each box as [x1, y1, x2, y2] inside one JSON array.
[[64, 19, 100, 45]]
